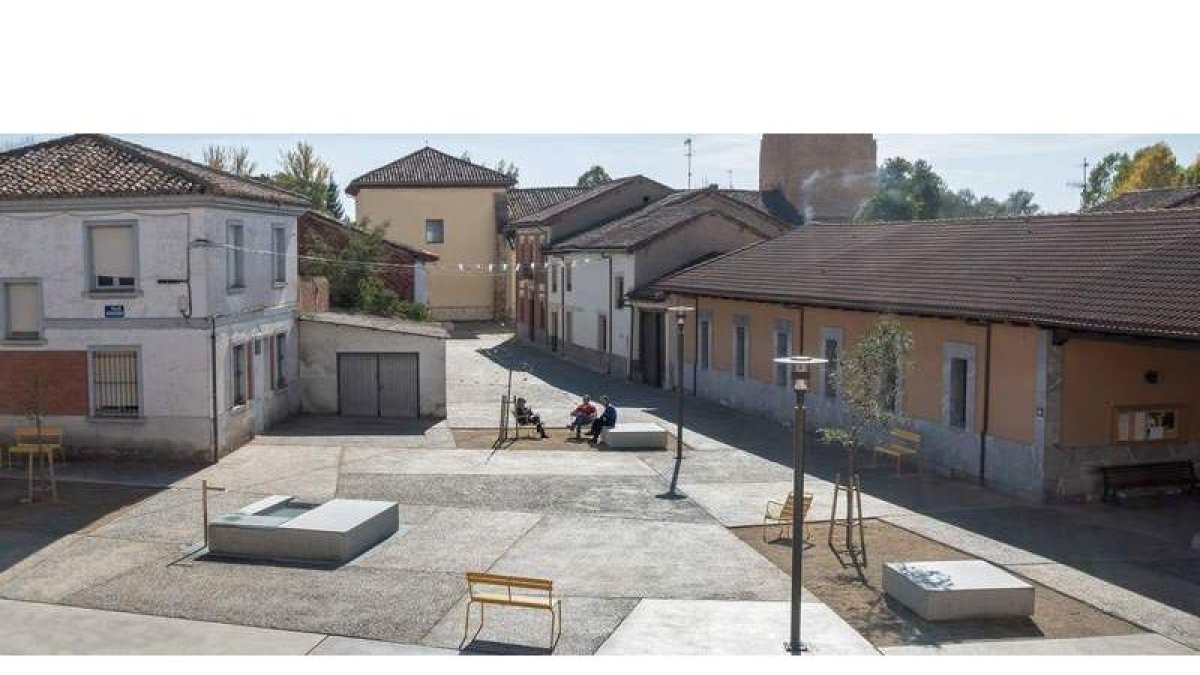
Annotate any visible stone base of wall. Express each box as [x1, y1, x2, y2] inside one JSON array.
[[0, 414, 214, 464], [430, 305, 495, 322], [694, 367, 793, 425], [1045, 440, 1200, 502], [561, 342, 628, 378]]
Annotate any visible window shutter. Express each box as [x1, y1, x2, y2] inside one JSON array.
[[6, 283, 39, 336], [92, 226, 136, 281]]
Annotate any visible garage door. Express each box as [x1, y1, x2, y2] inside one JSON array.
[[337, 353, 419, 418]]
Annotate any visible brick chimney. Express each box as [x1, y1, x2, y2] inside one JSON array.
[[759, 134, 877, 223]]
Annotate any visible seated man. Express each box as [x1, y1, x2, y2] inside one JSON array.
[[569, 395, 597, 439], [589, 396, 618, 443], [514, 397, 548, 439]]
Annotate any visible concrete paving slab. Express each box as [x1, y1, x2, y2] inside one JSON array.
[[422, 594, 638, 655], [65, 558, 466, 644], [310, 636, 457, 655], [353, 507, 542, 573], [341, 447, 655, 477], [0, 598, 324, 654], [596, 599, 878, 655], [245, 466, 341, 502], [1011, 562, 1200, 650], [0, 478, 163, 536], [681, 478, 909, 528], [173, 445, 342, 490], [337, 474, 715, 523], [882, 632, 1194, 655], [491, 514, 790, 600], [881, 513, 1053, 566], [637, 449, 794, 484], [86, 488, 273, 545], [0, 527, 58, 574], [0, 534, 176, 603]]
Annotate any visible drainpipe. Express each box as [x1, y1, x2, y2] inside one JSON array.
[[607, 255, 614, 374], [692, 295, 699, 395], [210, 316, 220, 463], [979, 322, 993, 485]]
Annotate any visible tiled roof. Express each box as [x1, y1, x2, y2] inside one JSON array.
[[511, 175, 661, 225], [551, 189, 783, 251], [1085, 185, 1200, 212], [299, 210, 438, 261], [0, 134, 309, 206], [507, 186, 590, 221], [346, 146, 515, 194], [651, 209, 1200, 341]]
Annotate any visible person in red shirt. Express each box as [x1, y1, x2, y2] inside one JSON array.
[[569, 395, 597, 440]]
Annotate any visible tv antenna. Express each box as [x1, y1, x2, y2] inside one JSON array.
[[728, 169, 733, 189], [1066, 158, 1089, 209], [684, 138, 693, 189]]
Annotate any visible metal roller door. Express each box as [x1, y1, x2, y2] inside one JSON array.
[[337, 352, 420, 418]]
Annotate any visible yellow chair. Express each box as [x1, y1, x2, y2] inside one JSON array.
[[463, 572, 561, 650], [763, 491, 813, 543]]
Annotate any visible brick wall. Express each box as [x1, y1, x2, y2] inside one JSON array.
[[298, 210, 423, 303], [0, 351, 89, 415], [298, 276, 330, 313]]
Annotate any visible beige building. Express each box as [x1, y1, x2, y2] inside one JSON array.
[[646, 208, 1200, 502], [347, 147, 515, 321]]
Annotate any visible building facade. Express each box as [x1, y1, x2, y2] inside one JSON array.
[[649, 209, 1200, 502], [0, 134, 309, 462]]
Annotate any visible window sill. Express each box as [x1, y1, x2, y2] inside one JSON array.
[[227, 286, 246, 295], [273, 282, 287, 289], [87, 415, 145, 424], [85, 289, 141, 299], [1, 338, 47, 346]]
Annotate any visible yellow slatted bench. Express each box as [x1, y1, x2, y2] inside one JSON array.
[[763, 491, 813, 543], [6, 426, 64, 503], [463, 572, 562, 649], [874, 428, 922, 473]]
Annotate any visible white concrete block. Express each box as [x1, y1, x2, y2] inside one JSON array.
[[601, 423, 668, 449], [883, 560, 1035, 621], [209, 497, 399, 563]]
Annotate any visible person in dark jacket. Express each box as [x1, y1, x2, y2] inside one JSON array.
[[514, 397, 548, 438], [589, 396, 618, 443]]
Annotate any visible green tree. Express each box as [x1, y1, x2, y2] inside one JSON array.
[[857, 157, 915, 221], [859, 157, 1039, 221], [1180, 156, 1200, 186], [576, 165, 612, 187], [909, 159, 944, 219], [325, 179, 346, 221], [1113, 142, 1180, 194], [495, 159, 520, 182], [1002, 189, 1039, 215], [202, 144, 257, 176], [1081, 152, 1130, 208], [819, 317, 913, 453], [273, 141, 332, 210], [300, 219, 428, 321]]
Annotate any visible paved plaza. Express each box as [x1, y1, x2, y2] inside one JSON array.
[[0, 325, 1197, 655]]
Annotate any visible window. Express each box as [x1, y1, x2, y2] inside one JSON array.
[[615, 276, 625, 309], [949, 357, 968, 428], [227, 222, 245, 290], [774, 329, 791, 386], [3, 281, 41, 340], [90, 349, 140, 418], [1114, 406, 1181, 443], [734, 324, 748, 379], [551, 262, 558, 293], [823, 336, 840, 398], [87, 222, 137, 292], [273, 333, 287, 389], [565, 311, 574, 344], [272, 225, 287, 285], [566, 262, 573, 292], [232, 343, 248, 407], [425, 219, 444, 244], [699, 318, 711, 370], [598, 314, 608, 352]]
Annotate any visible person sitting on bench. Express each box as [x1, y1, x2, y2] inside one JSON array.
[[589, 396, 618, 443], [569, 395, 597, 439], [515, 397, 548, 439]]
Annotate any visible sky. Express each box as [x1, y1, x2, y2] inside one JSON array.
[[3, 134, 1199, 219]]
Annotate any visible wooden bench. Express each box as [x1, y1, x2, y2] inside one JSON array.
[[1100, 461, 1198, 503], [874, 428, 922, 473], [763, 491, 814, 543], [463, 572, 561, 649]]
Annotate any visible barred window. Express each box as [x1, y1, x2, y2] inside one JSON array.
[[91, 349, 140, 417], [273, 333, 287, 389], [232, 343, 248, 406]]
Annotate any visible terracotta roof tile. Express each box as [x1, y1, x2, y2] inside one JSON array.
[[1085, 185, 1200, 213], [506, 186, 590, 221], [651, 209, 1200, 341], [0, 134, 309, 207], [346, 146, 515, 193]]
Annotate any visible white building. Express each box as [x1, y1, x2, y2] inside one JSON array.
[[0, 134, 309, 462], [544, 188, 792, 384]]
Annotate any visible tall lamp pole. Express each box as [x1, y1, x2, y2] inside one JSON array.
[[773, 355, 827, 655], [661, 306, 694, 500]]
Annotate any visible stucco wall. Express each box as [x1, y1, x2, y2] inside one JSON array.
[[353, 187, 505, 318], [297, 320, 447, 418]]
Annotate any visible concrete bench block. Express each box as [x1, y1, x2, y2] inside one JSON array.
[[209, 496, 399, 564], [600, 423, 668, 450], [883, 560, 1035, 621]]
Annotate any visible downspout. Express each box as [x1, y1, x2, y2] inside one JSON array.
[[691, 295, 699, 395], [210, 317, 220, 463], [979, 322, 993, 485], [560, 254, 566, 352], [607, 255, 614, 374]]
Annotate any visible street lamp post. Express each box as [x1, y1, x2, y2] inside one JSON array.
[[773, 355, 828, 655], [661, 306, 694, 500]]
